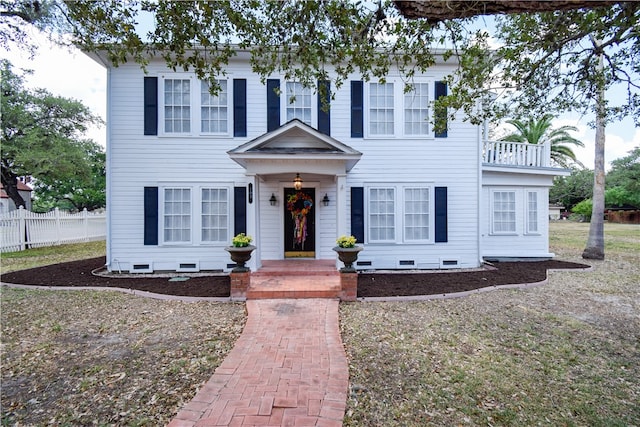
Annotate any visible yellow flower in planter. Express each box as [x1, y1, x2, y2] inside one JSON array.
[[336, 235, 357, 248], [232, 233, 253, 248]]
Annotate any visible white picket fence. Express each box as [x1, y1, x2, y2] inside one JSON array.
[[0, 207, 106, 253]]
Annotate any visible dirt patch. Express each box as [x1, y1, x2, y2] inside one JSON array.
[[1, 257, 589, 298]]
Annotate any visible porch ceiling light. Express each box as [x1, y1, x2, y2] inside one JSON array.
[[293, 173, 303, 190]]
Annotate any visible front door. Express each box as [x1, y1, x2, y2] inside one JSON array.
[[284, 188, 315, 258]]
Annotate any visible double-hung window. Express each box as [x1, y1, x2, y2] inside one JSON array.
[[161, 76, 230, 136], [201, 80, 228, 134], [526, 191, 539, 234], [369, 82, 394, 136], [404, 83, 430, 136], [163, 188, 191, 243], [201, 188, 229, 243], [161, 186, 230, 245], [367, 185, 433, 244], [368, 188, 396, 242], [285, 82, 313, 126], [404, 187, 430, 241], [164, 79, 191, 133], [492, 191, 516, 234]]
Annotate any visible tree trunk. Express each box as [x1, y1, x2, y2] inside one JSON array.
[[1, 166, 26, 209], [582, 46, 606, 260]]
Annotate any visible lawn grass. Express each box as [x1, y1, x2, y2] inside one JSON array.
[[1, 240, 106, 273], [341, 221, 640, 426]]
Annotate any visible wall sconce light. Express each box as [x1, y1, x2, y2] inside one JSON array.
[[293, 173, 303, 190], [322, 193, 330, 206], [248, 183, 253, 204], [269, 193, 277, 206]]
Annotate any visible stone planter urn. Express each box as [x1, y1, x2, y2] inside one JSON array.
[[225, 245, 256, 272], [332, 246, 363, 272]]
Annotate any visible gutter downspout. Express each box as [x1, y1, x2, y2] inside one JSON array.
[[478, 115, 485, 267]]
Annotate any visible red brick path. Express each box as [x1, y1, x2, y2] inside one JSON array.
[[167, 299, 349, 426]]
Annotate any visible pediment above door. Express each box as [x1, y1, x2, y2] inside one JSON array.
[[228, 119, 362, 175]]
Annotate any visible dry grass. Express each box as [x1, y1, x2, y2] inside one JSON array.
[[340, 222, 640, 426], [1, 223, 638, 426]]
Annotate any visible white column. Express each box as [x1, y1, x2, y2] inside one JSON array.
[[336, 173, 348, 236], [245, 173, 260, 270]]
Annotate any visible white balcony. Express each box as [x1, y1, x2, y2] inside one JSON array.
[[483, 140, 551, 168]]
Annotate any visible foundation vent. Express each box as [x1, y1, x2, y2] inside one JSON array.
[[131, 263, 153, 273], [177, 262, 199, 272]]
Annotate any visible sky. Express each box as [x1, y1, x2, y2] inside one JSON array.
[[3, 32, 638, 170]]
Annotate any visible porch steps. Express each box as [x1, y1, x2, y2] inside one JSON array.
[[247, 259, 341, 299]]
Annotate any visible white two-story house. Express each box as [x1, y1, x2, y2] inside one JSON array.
[[87, 48, 567, 273]]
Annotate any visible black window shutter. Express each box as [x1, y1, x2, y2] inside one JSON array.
[[435, 186, 448, 242], [434, 81, 448, 138], [144, 77, 158, 136], [267, 79, 280, 132], [350, 81, 364, 138], [317, 80, 331, 135], [234, 186, 247, 236], [233, 79, 247, 137], [143, 187, 158, 245], [351, 187, 365, 243]]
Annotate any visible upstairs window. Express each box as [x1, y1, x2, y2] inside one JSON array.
[[369, 82, 394, 136], [201, 80, 228, 134], [164, 79, 191, 133], [404, 83, 430, 136], [285, 82, 312, 126]]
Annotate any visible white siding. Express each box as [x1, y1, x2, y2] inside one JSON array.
[[102, 55, 554, 272], [480, 171, 554, 258]]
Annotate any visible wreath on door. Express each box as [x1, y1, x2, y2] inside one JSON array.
[[287, 192, 314, 249]]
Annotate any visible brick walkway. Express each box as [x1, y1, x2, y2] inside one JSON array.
[[167, 299, 349, 427]]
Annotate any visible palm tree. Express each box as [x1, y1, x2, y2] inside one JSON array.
[[500, 114, 585, 168]]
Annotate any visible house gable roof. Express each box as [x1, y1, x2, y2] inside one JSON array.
[[228, 119, 362, 173]]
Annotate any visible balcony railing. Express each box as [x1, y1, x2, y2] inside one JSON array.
[[483, 140, 550, 168]]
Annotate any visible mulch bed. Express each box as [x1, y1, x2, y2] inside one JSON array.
[[1, 257, 590, 298]]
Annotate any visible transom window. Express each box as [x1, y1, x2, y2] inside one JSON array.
[[201, 188, 229, 242], [285, 82, 312, 126], [163, 188, 191, 243], [404, 187, 430, 241], [404, 83, 430, 135], [492, 191, 516, 233], [369, 82, 394, 136], [164, 79, 191, 133], [201, 80, 228, 133]]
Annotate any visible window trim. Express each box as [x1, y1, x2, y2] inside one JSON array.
[[403, 186, 433, 243], [200, 187, 231, 244], [403, 82, 432, 137], [161, 187, 193, 245], [281, 80, 317, 127], [159, 183, 232, 246], [200, 79, 231, 136], [365, 184, 435, 244], [363, 79, 437, 139], [366, 81, 396, 138], [525, 190, 540, 235], [159, 74, 232, 138], [490, 189, 517, 235]]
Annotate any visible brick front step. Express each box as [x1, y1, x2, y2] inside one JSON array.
[[246, 289, 342, 299]]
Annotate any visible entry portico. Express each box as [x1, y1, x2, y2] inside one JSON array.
[[228, 119, 362, 269]]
